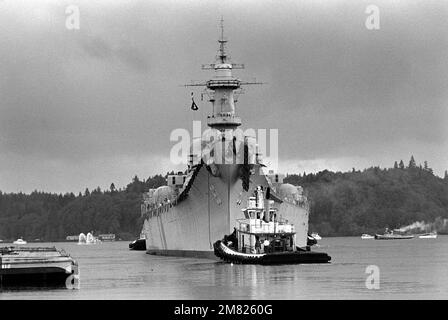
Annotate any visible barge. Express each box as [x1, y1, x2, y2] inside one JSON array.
[[0, 246, 79, 288]]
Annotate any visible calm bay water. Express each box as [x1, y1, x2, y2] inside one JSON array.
[[1, 236, 448, 299]]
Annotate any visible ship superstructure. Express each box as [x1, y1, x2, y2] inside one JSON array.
[[141, 22, 310, 258]]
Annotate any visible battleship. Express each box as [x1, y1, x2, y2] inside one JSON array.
[[141, 22, 317, 259]]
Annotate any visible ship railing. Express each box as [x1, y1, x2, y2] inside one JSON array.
[[207, 113, 241, 119], [241, 245, 292, 254], [206, 115, 242, 126], [206, 79, 240, 88], [143, 199, 178, 219], [238, 221, 295, 234], [1, 246, 60, 254]]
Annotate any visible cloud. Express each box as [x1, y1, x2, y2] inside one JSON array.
[[79, 35, 150, 72]]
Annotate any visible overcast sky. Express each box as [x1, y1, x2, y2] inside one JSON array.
[[0, 0, 447, 193]]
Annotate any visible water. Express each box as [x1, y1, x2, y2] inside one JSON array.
[[1, 236, 448, 299]]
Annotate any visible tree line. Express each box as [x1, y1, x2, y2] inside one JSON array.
[[284, 156, 448, 236], [0, 175, 166, 241]]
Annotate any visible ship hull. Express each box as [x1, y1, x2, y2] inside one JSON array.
[[142, 164, 309, 258], [374, 234, 414, 240], [213, 240, 331, 265], [146, 249, 217, 259]]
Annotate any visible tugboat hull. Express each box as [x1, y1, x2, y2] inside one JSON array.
[[374, 234, 414, 240], [129, 239, 147, 251], [213, 241, 331, 265]]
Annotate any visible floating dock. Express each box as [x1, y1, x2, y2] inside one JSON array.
[[0, 246, 79, 288]]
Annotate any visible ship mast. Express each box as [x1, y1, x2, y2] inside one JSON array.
[[186, 19, 262, 131], [218, 17, 226, 63]]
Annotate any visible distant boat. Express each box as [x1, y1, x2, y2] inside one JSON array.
[[375, 234, 414, 240], [13, 238, 27, 245], [129, 238, 146, 251], [130, 233, 146, 251], [361, 234, 374, 239], [374, 228, 414, 240], [374, 231, 414, 240], [98, 234, 116, 241], [307, 234, 317, 246], [311, 233, 322, 240], [418, 232, 437, 239], [66, 235, 79, 242]]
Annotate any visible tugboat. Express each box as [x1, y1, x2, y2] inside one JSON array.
[[374, 228, 414, 240], [307, 234, 318, 246], [213, 186, 331, 264], [310, 233, 322, 240], [129, 233, 147, 251]]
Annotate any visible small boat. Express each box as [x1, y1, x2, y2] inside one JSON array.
[[418, 232, 437, 239], [213, 186, 331, 265], [13, 238, 27, 245], [361, 234, 374, 239], [374, 229, 414, 240], [129, 234, 146, 251], [307, 234, 317, 246], [311, 232, 322, 240], [0, 246, 79, 288]]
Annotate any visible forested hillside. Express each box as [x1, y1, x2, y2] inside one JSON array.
[[285, 157, 448, 236], [1, 157, 447, 241]]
